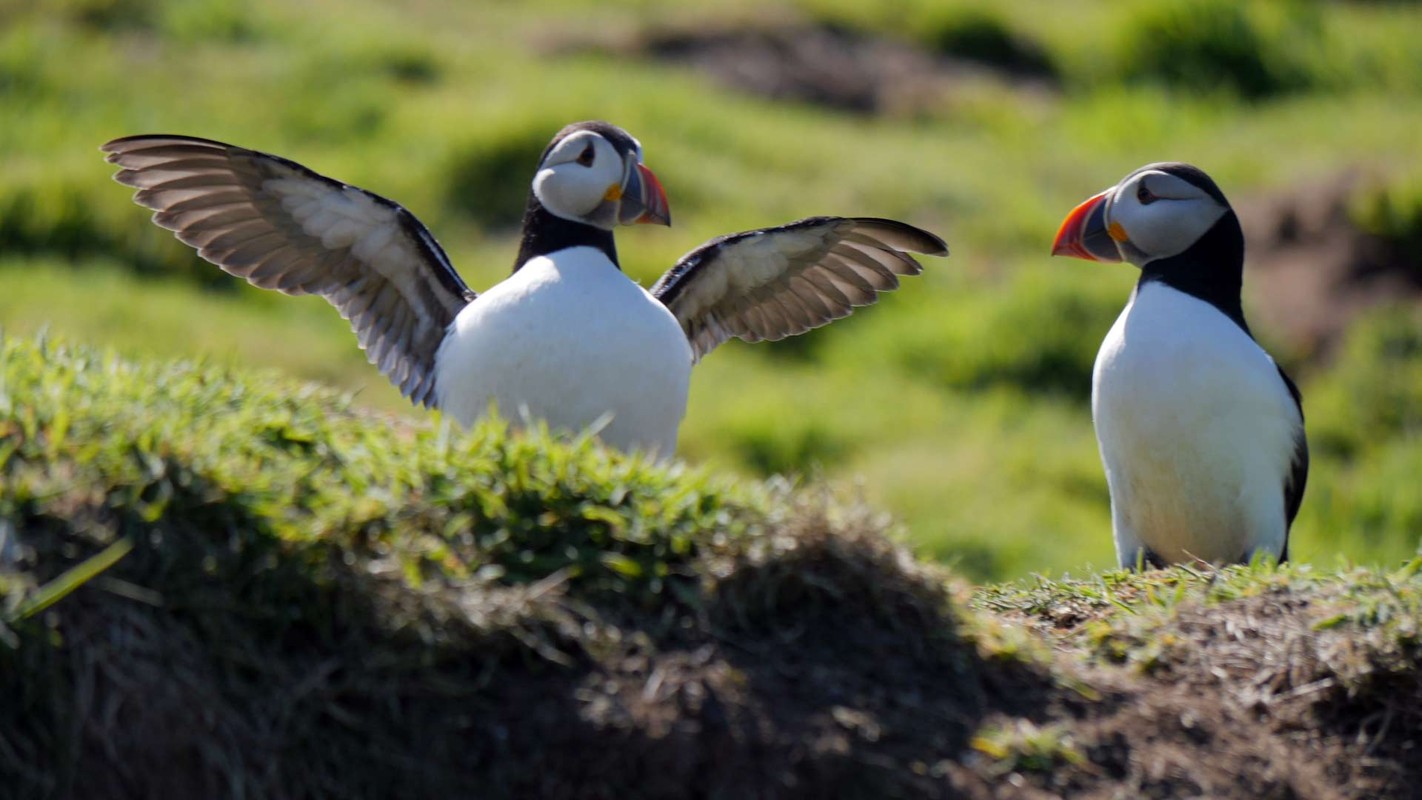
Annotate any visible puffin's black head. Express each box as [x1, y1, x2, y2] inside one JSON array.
[[529, 120, 670, 231], [1051, 162, 1237, 268], [545, 120, 642, 163]]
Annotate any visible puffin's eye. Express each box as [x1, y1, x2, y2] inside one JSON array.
[[576, 143, 595, 167], [1136, 182, 1158, 205]]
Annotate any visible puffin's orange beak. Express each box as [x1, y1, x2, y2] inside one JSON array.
[[618, 163, 671, 227], [1051, 189, 1121, 262]]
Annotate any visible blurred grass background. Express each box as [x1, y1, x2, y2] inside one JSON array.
[[1, 0, 1419, 581]]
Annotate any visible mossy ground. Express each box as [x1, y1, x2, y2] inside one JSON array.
[[3, 337, 1418, 799]]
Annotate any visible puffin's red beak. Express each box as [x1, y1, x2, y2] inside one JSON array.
[[618, 163, 671, 227], [1051, 189, 1121, 262]]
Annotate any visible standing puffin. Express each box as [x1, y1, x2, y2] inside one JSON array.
[[1051, 163, 1307, 568], [103, 121, 946, 456]]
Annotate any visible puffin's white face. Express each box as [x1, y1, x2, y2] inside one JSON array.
[[1103, 169, 1228, 266], [532, 130, 639, 228]]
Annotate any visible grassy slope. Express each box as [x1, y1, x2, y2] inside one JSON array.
[[2, 337, 1419, 799], [1, 0, 1420, 580]]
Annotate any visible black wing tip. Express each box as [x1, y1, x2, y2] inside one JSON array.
[[750, 215, 948, 257], [101, 133, 234, 152], [846, 217, 949, 257], [101, 134, 241, 174], [100, 134, 154, 155]]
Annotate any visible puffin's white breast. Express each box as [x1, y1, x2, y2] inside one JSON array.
[[435, 247, 693, 456], [1092, 282, 1301, 564]]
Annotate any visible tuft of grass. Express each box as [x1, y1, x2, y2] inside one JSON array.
[[441, 118, 560, 230], [969, 719, 1083, 775], [920, 6, 1057, 80], [1113, 0, 1322, 101], [0, 183, 225, 288], [975, 561, 1422, 675], [1307, 306, 1422, 460], [158, 0, 265, 43], [47, 0, 159, 32], [1351, 173, 1422, 273]]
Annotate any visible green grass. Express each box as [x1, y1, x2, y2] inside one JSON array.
[[0, 333, 766, 609], [975, 559, 1422, 686], [1, 0, 1420, 580], [3, 335, 1418, 798], [0, 334, 981, 797]]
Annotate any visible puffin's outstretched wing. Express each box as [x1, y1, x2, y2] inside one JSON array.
[[102, 135, 475, 408], [650, 217, 947, 361]]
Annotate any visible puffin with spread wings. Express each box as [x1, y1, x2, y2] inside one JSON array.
[[104, 121, 946, 456]]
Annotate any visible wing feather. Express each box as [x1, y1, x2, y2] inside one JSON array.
[[820, 256, 882, 301], [103, 134, 475, 408], [787, 275, 836, 321], [651, 217, 946, 361], [803, 265, 854, 310]]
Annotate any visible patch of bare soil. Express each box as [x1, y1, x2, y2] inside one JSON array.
[[1241, 172, 1422, 359], [1142, 595, 1422, 797], [552, 20, 1056, 117], [989, 584, 1421, 800], [1044, 678, 1344, 800]]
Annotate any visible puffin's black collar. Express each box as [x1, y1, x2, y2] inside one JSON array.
[[1138, 209, 1250, 336]]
